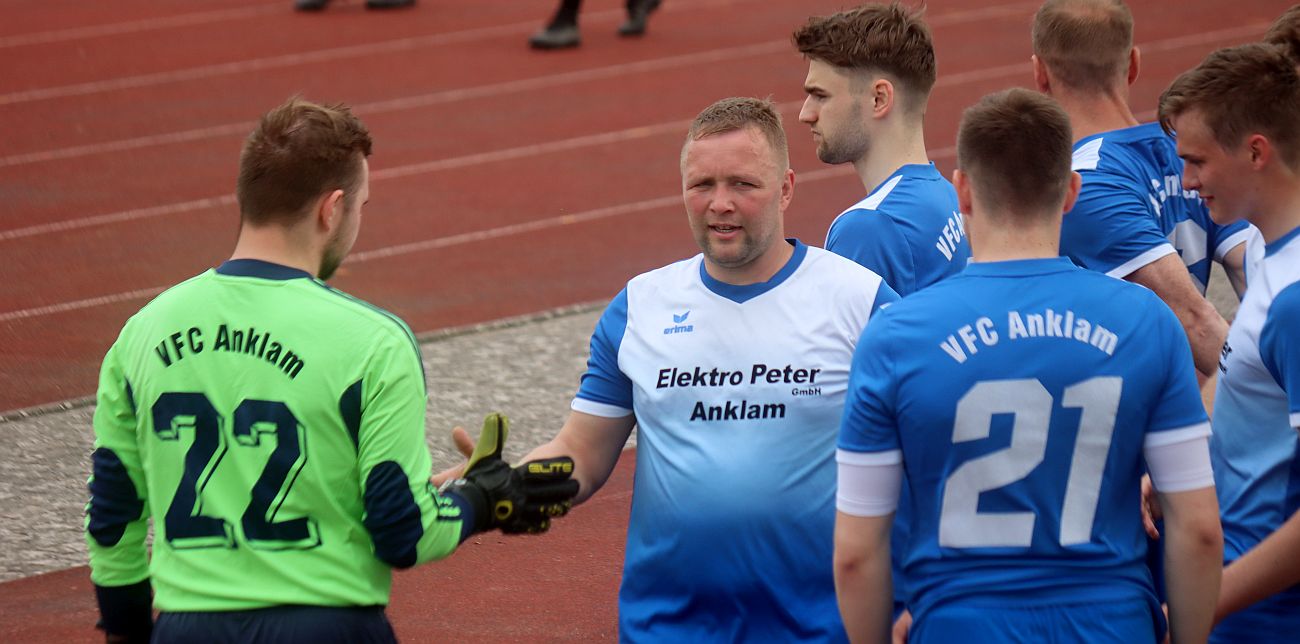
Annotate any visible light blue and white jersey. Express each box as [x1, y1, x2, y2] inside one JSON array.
[[825, 163, 969, 297], [839, 258, 1207, 628], [574, 240, 898, 643], [1210, 226, 1300, 642], [1066, 123, 1252, 290]]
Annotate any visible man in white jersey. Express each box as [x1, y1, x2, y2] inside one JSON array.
[[836, 88, 1221, 643], [518, 97, 899, 642], [1031, 0, 1249, 378], [1159, 43, 1300, 642]]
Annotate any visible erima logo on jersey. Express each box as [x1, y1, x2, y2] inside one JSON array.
[[664, 310, 694, 335]]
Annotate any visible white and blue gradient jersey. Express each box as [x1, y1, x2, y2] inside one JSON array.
[[573, 240, 898, 643], [1210, 226, 1300, 637], [1065, 123, 1252, 290], [825, 163, 969, 297], [839, 258, 1208, 624]]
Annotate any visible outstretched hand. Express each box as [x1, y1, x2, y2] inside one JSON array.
[[439, 413, 580, 535], [430, 426, 475, 488]]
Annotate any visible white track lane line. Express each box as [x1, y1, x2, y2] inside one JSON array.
[[0, 0, 776, 107], [0, 164, 860, 324], [0, 4, 283, 49], [0, 0, 1041, 166], [0, 20, 1263, 243]]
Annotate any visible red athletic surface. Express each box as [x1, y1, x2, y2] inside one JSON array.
[[0, 0, 1286, 639]]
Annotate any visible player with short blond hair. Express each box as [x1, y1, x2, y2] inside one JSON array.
[[1159, 42, 1300, 643]]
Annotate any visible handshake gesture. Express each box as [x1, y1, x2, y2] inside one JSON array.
[[441, 413, 579, 535]]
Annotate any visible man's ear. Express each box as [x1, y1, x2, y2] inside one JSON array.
[[1246, 134, 1273, 169], [317, 189, 345, 231], [1031, 55, 1051, 93], [1126, 47, 1140, 87], [1061, 171, 1082, 214], [953, 168, 974, 216], [871, 78, 896, 119]]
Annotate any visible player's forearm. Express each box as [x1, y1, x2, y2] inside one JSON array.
[[834, 513, 893, 644], [1216, 511, 1300, 623], [520, 413, 631, 504], [834, 546, 892, 643], [1181, 298, 1229, 376], [1161, 490, 1223, 643]]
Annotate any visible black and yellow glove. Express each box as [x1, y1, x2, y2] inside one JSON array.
[[442, 413, 579, 535]]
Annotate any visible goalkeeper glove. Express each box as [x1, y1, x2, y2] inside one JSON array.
[[441, 412, 579, 535]]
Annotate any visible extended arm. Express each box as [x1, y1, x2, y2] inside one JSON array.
[[1127, 253, 1229, 376], [521, 410, 635, 504]]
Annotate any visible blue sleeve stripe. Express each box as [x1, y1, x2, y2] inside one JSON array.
[[576, 290, 634, 409], [362, 461, 423, 569], [1260, 282, 1300, 393], [87, 448, 144, 547], [339, 379, 363, 450]]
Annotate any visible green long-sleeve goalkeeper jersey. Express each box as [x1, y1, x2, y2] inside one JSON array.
[[86, 259, 468, 612]]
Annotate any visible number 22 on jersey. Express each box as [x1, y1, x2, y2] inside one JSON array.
[[939, 377, 1121, 549], [153, 392, 320, 551]]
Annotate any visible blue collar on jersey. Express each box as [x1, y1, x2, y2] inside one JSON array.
[[1265, 225, 1300, 257], [699, 239, 807, 304], [216, 258, 315, 281], [962, 256, 1077, 277]]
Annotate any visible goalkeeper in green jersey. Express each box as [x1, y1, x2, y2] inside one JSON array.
[[84, 97, 578, 644]]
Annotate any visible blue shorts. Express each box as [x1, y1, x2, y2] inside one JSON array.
[[1210, 588, 1300, 644], [153, 605, 396, 644], [911, 598, 1162, 644]]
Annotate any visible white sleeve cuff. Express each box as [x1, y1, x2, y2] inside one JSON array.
[[1144, 434, 1214, 493], [1143, 422, 1211, 448], [570, 397, 633, 418], [1106, 243, 1177, 280], [1215, 229, 1253, 262], [836, 449, 903, 517]]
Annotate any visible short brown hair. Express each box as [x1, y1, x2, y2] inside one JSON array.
[[1265, 4, 1300, 62], [236, 97, 373, 227], [683, 97, 789, 169], [792, 3, 937, 112], [1032, 0, 1133, 93], [1158, 43, 1300, 169], [957, 88, 1074, 216]]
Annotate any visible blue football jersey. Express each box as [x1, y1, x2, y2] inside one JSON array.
[[825, 163, 969, 297], [1066, 123, 1251, 289], [1210, 226, 1300, 641], [839, 258, 1208, 628], [575, 240, 898, 642]]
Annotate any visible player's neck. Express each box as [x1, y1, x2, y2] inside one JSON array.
[[704, 238, 794, 286], [854, 123, 930, 195], [229, 226, 322, 277], [969, 218, 1059, 263], [1252, 176, 1300, 244], [1056, 90, 1139, 141]]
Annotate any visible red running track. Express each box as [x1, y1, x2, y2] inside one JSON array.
[[0, 0, 1282, 412], [0, 0, 1288, 640]]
